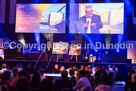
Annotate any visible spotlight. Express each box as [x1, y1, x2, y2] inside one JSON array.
[[95, 50, 98, 52], [9, 46, 13, 49], [116, 49, 119, 52], [38, 48, 40, 51]]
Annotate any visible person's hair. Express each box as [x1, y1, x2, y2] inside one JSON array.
[[39, 78, 53, 91], [54, 64, 58, 66], [18, 70, 27, 77], [97, 65, 102, 70], [69, 69, 74, 76], [62, 88, 73, 91], [16, 77, 30, 91], [17, 63, 22, 68], [85, 5, 92, 9], [61, 70, 68, 79], [2, 63, 7, 68], [79, 70, 86, 77], [95, 84, 110, 91], [12, 67, 18, 77], [30, 73, 40, 88], [1, 71, 11, 84], [38, 68, 44, 75]]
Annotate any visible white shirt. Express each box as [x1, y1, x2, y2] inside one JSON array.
[[86, 18, 92, 33], [73, 77, 92, 91], [40, 75, 46, 81], [18, 68, 23, 72], [0, 68, 7, 74]]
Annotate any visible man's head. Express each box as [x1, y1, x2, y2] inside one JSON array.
[[38, 68, 44, 76], [54, 64, 59, 69], [79, 70, 86, 78], [95, 84, 110, 91], [69, 69, 75, 76], [85, 5, 93, 18], [61, 70, 68, 79], [17, 63, 21, 68], [2, 63, 7, 69], [80, 65, 84, 70]]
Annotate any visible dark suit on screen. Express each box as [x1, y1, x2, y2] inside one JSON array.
[[78, 14, 103, 33]]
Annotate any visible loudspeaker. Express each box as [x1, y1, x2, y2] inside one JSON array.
[[125, 59, 132, 63]]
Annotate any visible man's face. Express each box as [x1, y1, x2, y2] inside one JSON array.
[[85, 8, 93, 18], [55, 65, 58, 69]]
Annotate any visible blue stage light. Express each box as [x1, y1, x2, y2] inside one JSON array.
[[117, 49, 119, 52], [52, 0, 58, 3], [105, 0, 111, 3], [9, 46, 13, 49], [33, 0, 41, 3], [88, 0, 94, 3], [34, 33, 40, 44], [38, 48, 40, 51], [95, 50, 98, 52]]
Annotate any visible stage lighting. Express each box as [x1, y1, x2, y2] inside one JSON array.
[[38, 48, 41, 51], [34, 33, 40, 44], [95, 50, 98, 52], [9, 46, 13, 49], [117, 49, 119, 52]]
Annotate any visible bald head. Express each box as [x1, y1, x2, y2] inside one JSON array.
[[95, 85, 110, 91]]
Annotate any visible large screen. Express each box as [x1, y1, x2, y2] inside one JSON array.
[[69, 3, 124, 34], [16, 4, 66, 33]]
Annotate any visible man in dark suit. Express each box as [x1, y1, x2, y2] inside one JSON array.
[[78, 5, 103, 33], [54, 70, 73, 91], [69, 69, 76, 86]]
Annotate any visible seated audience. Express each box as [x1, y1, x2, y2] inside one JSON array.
[[73, 70, 92, 91], [54, 70, 72, 91]]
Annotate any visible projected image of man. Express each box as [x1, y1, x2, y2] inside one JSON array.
[[78, 5, 103, 33]]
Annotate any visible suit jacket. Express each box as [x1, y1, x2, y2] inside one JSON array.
[[69, 76, 76, 86], [54, 79, 73, 91], [78, 14, 103, 33]]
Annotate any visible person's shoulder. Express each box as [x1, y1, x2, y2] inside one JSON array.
[[93, 14, 101, 18], [79, 15, 86, 20]]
